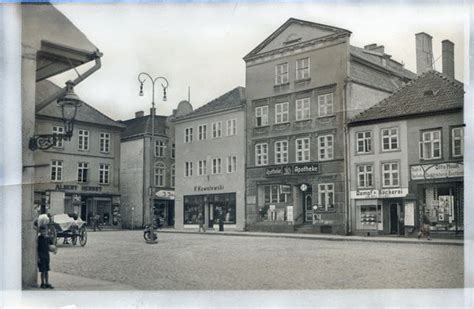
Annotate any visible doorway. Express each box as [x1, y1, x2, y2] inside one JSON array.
[[303, 187, 313, 223], [389, 203, 399, 234]]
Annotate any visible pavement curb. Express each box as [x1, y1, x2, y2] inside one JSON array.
[[158, 230, 464, 246]]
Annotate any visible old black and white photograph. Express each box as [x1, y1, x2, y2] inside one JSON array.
[[0, 0, 472, 308]]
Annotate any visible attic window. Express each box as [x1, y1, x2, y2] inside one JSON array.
[[424, 89, 440, 96]]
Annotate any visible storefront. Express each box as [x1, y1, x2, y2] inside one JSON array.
[[183, 193, 236, 229], [351, 188, 408, 236], [410, 163, 464, 235], [153, 189, 175, 227]]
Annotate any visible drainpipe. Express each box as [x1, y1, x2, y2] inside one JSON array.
[[36, 51, 103, 112]]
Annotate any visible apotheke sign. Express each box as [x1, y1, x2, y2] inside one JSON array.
[[265, 163, 320, 177], [411, 163, 463, 180]]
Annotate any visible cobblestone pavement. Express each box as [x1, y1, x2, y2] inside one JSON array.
[[51, 230, 463, 290]]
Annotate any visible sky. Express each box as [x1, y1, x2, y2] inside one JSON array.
[[49, 2, 468, 121]]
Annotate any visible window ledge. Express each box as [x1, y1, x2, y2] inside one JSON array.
[[317, 114, 336, 119], [295, 78, 311, 83], [274, 82, 290, 88]]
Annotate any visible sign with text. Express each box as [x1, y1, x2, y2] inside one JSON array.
[[156, 190, 175, 200], [193, 184, 224, 192], [265, 163, 319, 177], [351, 188, 408, 199], [379, 188, 408, 198], [404, 201, 415, 226], [350, 190, 379, 199], [411, 163, 463, 180]]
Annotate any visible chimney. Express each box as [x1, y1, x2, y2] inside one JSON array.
[[364, 43, 385, 54], [135, 111, 144, 118], [442, 40, 455, 78], [150, 107, 156, 116], [415, 32, 433, 75]]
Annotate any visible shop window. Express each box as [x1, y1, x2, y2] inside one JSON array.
[[420, 130, 441, 160], [295, 98, 311, 121], [275, 102, 289, 124], [296, 58, 310, 80], [318, 183, 334, 211], [318, 135, 334, 160], [198, 124, 207, 140], [52, 126, 64, 148], [255, 106, 269, 127], [275, 62, 289, 85], [183, 195, 205, 224], [255, 143, 268, 166], [451, 127, 464, 157], [357, 164, 373, 188], [210, 193, 236, 224], [356, 131, 372, 154], [357, 205, 381, 230], [382, 162, 399, 187], [295, 138, 310, 162], [318, 93, 334, 117], [263, 184, 292, 204], [381, 127, 399, 151], [274, 140, 288, 164]]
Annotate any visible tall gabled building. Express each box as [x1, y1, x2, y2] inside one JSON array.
[[243, 18, 415, 234]]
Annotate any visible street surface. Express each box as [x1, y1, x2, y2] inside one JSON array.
[[51, 230, 463, 290]]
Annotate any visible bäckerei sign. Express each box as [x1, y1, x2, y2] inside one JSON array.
[[265, 163, 320, 177]]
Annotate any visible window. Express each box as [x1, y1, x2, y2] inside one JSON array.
[[198, 124, 207, 141], [78, 130, 89, 151], [356, 131, 372, 154], [264, 184, 292, 204], [296, 58, 310, 80], [255, 106, 269, 127], [275, 62, 289, 85], [227, 119, 237, 136], [99, 163, 110, 185], [171, 164, 175, 187], [255, 143, 268, 166], [295, 98, 310, 121], [52, 126, 64, 148], [227, 156, 237, 173], [419, 130, 441, 160], [318, 183, 335, 211], [171, 143, 175, 158], [77, 162, 89, 183], [212, 158, 222, 174], [318, 135, 334, 160], [318, 93, 334, 117], [154, 162, 166, 186], [452, 127, 464, 157], [381, 127, 399, 151], [382, 162, 400, 187], [184, 128, 193, 143], [99, 133, 110, 153], [275, 102, 289, 124], [155, 140, 166, 157], [274, 140, 288, 164], [198, 160, 207, 176], [50, 160, 63, 182], [185, 162, 193, 177], [212, 122, 222, 138], [295, 138, 310, 162], [357, 164, 373, 188]]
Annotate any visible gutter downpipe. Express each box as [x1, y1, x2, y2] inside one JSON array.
[[36, 51, 103, 112]]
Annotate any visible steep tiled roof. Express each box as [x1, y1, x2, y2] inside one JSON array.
[[174, 87, 245, 121], [350, 70, 463, 124], [120, 114, 168, 139], [36, 80, 125, 129], [349, 46, 417, 80], [350, 62, 405, 92]]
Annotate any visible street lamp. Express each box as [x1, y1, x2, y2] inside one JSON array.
[[29, 81, 83, 151], [137, 72, 168, 244]]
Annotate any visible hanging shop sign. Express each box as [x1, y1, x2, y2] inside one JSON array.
[[156, 190, 175, 200], [265, 163, 320, 177], [410, 163, 463, 180]]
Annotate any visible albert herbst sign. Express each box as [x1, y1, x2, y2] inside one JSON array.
[[265, 163, 320, 177]]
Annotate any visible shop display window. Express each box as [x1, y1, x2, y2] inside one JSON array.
[[422, 186, 462, 231], [183, 195, 204, 224], [259, 184, 292, 221], [357, 205, 381, 230]]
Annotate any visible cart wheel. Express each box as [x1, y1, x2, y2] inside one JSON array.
[[49, 226, 57, 246], [72, 234, 78, 246], [79, 227, 87, 246]]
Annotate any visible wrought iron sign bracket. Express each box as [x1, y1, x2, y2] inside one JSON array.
[[29, 133, 71, 151]]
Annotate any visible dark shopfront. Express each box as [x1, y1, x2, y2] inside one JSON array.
[[183, 193, 237, 228]]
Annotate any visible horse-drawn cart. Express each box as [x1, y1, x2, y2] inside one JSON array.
[[49, 213, 87, 246]]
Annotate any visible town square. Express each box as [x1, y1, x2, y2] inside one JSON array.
[[0, 1, 472, 308]]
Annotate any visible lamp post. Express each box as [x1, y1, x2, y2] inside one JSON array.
[[29, 81, 82, 151], [138, 72, 168, 244]]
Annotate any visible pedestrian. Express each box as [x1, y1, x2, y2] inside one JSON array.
[[37, 225, 56, 289], [198, 212, 206, 233], [418, 214, 431, 240], [34, 206, 50, 232]]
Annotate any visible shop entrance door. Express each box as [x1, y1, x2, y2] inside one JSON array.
[[208, 203, 214, 229], [390, 203, 399, 234], [303, 188, 313, 223]]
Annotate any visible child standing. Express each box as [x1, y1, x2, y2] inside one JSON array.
[[37, 225, 55, 289], [197, 212, 206, 233]]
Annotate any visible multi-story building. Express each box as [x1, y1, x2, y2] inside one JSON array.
[[348, 37, 463, 237], [34, 80, 125, 227], [173, 87, 246, 230], [120, 101, 193, 229], [244, 18, 415, 234]]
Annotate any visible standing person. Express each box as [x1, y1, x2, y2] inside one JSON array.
[[35, 206, 50, 232], [198, 212, 206, 233], [37, 225, 56, 289], [418, 214, 432, 240]]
